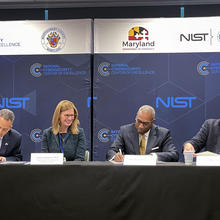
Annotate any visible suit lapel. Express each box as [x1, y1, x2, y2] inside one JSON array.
[[53, 133, 60, 149], [131, 124, 140, 154], [146, 124, 157, 154]]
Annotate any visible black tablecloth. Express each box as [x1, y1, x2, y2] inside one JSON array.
[[0, 162, 219, 220]]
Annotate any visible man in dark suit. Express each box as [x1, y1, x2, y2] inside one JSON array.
[[184, 119, 220, 154], [0, 109, 22, 162], [106, 105, 179, 162]]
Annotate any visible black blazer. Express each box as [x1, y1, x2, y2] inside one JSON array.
[[0, 128, 22, 161], [106, 123, 179, 162], [41, 127, 86, 161], [186, 119, 220, 153]]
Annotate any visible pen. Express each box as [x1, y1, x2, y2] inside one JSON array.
[[119, 149, 122, 154]]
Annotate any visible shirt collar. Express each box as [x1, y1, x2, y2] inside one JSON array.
[[139, 129, 151, 137]]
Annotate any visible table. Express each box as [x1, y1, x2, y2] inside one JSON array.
[[0, 161, 220, 220]]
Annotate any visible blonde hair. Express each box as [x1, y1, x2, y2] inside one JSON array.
[[52, 100, 79, 135]]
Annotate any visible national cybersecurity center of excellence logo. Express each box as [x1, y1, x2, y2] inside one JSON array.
[[30, 129, 42, 143], [41, 27, 66, 52], [98, 128, 119, 143], [30, 63, 42, 77], [98, 62, 111, 77], [30, 62, 86, 77], [98, 61, 155, 77], [197, 61, 220, 75]]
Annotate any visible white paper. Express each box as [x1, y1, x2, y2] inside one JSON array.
[[0, 161, 26, 165], [196, 151, 219, 156], [196, 155, 220, 166], [123, 155, 156, 166], [30, 153, 64, 165]]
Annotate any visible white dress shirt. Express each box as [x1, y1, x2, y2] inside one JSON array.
[[0, 137, 3, 149]]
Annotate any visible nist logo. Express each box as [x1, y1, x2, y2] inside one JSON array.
[[180, 33, 209, 42], [0, 97, 30, 109], [156, 97, 196, 108]]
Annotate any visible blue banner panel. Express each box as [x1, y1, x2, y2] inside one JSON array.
[[93, 53, 220, 161], [0, 54, 91, 161]]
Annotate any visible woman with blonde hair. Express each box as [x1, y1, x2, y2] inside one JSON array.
[[41, 100, 86, 161]]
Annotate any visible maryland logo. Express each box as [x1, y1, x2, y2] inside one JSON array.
[[122, 26, 154, 50], [41, 27, 66, 52], [128, 26, 148, 41], [47, 32, 60, 48]]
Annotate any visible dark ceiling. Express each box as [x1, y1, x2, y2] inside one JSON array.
[[1, 0, 220, 9]]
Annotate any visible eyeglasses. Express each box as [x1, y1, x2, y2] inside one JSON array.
[[63, 114, 75, 118], [136, 119, 153, 127]]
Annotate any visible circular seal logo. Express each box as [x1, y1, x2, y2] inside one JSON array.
[[41, 27, 66, 52], [197, 61, 210, 76], [98, 62, 110, 76], [30, 63, 42, 77], [30, 129, 42, 142], [98, 128, 110, 142]]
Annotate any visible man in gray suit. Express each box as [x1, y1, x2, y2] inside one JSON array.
[[106, 105, 179, 162], [184, 119, 220, 154]]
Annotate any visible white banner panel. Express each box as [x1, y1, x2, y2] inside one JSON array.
[[0, 19, 92, 55], [94, 17, 220, 53]]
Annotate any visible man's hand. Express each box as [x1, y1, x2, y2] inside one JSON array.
[[113, 152, 124, 162], [0, 156, 6, 162], [184, 143, 196, 157], [184, 143, 195, 152]]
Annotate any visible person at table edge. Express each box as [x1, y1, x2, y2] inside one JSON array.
[[0, 109, 22, 162], [184, 119, 220, 154]]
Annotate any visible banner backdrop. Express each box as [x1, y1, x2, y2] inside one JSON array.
[[0, 19, 92, 161], [94, 17, 220, 161]]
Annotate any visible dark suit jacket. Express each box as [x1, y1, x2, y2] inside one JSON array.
[[0, 128, 22, 161], [106, 123, 179, 162], [41, 127, 86, 161], [186, 119, 220, 153]]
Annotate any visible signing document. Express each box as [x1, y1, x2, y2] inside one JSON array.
[[196, 151, 220, 166]]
